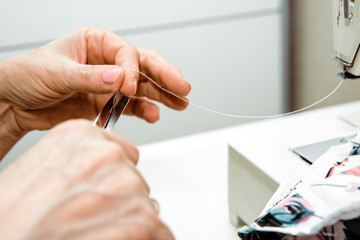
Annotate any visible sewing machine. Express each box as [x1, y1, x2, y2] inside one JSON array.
[[333, 0, 360, 79], [228, 0, 360, 227]]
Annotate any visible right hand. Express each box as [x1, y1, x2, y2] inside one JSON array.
[[0, 120, 174, 240], [0, 27, 191, 136]]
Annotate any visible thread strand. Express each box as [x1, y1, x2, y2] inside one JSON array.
[[125, 68, 344, 119]]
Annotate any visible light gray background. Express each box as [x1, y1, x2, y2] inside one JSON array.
[[0, 0, 285, 168]]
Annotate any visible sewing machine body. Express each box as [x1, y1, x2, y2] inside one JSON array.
[[228, 0, 360, 227], [228, 103, 359, 226], [333, 0, 360, 78]]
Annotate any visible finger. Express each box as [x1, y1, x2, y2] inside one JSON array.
[[136, 80, 189, 110], [52, 119, 139, 165], [108, 162, 150, 195], [114, 45, 140, 97], [84, 27, 140, 97], [15, 92, 113, 131], [100, 130, 140, 165], [152, 219, 175, 240], [123, 97, 160, 123], [139, 49, 191, 96], [69, 64, 125, 94], [124, 201, 174, 240]]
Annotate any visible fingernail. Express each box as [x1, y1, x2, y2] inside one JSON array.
[[102, 68, 121, 84], [133, 78, 138, 95]]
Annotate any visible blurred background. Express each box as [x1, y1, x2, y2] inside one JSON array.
[[1, 0, 360, 167]]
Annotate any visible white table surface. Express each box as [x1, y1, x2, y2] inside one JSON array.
[[137, 100, 360, 240], [138, 130, 240, 240]]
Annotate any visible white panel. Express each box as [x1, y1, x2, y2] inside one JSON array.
[[0, 0, 281, 47], [0, 13, 283, 167], [0, 1, 284, 168]]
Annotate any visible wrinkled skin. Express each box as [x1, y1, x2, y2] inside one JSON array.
[[0, 120, 174, 240]]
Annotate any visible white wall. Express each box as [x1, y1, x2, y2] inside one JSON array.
[[0, 0, 285, 168]]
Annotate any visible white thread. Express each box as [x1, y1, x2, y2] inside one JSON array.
[[121, 4, 347, 120], [125, 68, 344, 119]]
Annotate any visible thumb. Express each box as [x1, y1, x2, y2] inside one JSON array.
[[68, 64, 125, 94]]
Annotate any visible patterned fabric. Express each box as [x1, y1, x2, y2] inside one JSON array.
[[238, 135, 360, 240]]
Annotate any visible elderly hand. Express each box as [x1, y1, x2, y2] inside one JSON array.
[[0, 120, 174, 240], [0, 26, 191, 142]]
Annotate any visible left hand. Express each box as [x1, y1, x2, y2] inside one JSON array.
[[0, 26, 191, 137], [0, 120, 174, 240]]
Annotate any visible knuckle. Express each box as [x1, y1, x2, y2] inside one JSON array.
[[128, 221, 152, 239], [121, 44, 139, 62], [156, 222, 175, 240], [132, 146, 140, 164], [121, 136, 136, 149], [120, 170, 149, 194], [141, 50, 162, 65], [136, 201, 157, 220], [87, 142, 127, 168], [136, 207, 174, 240], [77, 65, 91, 84], [173, 65, 181, 74], [82, 26, 106, 37], [110, 134, 139, 165], [149, 49, 162, 57], [124, 138, 140, 164], [125, 172, 144, 190], [82, 26, 97, 40], [132, 46, 141, 62], [102, 143, 127, 163]]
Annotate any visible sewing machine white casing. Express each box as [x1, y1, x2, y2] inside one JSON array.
[[227, 0, 360, 228], [333, 0, 360, 79]]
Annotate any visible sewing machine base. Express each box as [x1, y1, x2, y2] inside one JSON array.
[[227, 102, 360, 227]]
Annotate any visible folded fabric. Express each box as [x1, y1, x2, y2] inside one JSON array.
[[238, 133, 360, 239]]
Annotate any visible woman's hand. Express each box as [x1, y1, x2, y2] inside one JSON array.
[[0, 26, 191, 136], [0, 120, 174, 240]]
